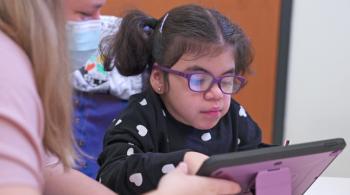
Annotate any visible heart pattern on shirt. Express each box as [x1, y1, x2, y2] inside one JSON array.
[[239, 106, 247, 117], [127, 148, 134, 156], [115, 119, 122, 126], [139, 98, 147, 106], [136, 125, 148, 136], [201, 132, 212, 141], [161, 164, 175, 174], [129, 173, 143, 187]]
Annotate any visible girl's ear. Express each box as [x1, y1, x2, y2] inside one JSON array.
[[150, 68, 165, 94]]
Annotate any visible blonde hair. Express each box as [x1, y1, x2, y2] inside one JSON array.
[[0, 0, 75, 167]]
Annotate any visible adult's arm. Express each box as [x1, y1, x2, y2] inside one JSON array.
[[43, 163, 116, 195], [0, 187, 39, 195]]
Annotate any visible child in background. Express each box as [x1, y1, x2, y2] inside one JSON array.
[[98, 4, 264, 194]]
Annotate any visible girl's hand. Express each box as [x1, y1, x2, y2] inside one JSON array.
[[183, 151, 209, 174]]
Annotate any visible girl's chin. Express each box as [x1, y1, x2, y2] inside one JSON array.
[[193, 121, 219, 130]]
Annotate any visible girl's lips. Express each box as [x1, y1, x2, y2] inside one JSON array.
[[200, 109, 222, 117], [202, 109, 221, 113], [201, 107, 221, 113]]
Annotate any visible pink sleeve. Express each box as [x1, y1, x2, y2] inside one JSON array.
[[0, 31, 45, 190]]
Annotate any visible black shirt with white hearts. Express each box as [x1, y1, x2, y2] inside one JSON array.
[[97, 88, 263, 195]]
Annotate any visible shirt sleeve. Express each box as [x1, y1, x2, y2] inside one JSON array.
[[0, 31, 44, 190], [97, 107, 188, 194]]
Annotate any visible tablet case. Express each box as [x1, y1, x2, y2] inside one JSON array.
[[197, 138, 346, 195]]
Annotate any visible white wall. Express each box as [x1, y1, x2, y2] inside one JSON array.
[[284, 0, 350, 177]]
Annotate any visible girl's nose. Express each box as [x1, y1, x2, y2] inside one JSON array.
[[204, 83, 224, 100]]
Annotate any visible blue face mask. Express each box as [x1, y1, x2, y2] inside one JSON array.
[[66, 20, 101, 70], [66, 20, 101, 51]]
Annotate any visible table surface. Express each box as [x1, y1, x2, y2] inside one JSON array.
[[304, 177, 350, 195]]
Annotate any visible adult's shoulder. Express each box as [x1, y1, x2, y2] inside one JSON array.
[[0, 30, 45, 190], [0, 30, 35, 86], [0, 30, 41, 113]]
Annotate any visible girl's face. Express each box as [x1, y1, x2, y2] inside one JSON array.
[[155, 47, 236, 130]]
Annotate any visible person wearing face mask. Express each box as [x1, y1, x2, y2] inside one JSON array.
[[65, 0, 111, 70], [66, 18, 102, 71], [64, 0, 143, 179]]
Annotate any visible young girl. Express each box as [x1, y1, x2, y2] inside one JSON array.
[[98, 4, 263, 194]]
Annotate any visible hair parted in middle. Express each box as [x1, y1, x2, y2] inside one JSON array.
[[101, 4, 253, 79]]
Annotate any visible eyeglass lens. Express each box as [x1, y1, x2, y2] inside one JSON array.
[[189, 73, 240, 94]]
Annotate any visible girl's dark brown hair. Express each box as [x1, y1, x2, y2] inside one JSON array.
[[101, 4, 253, 77]]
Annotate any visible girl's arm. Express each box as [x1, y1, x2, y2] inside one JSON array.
[[98, 133, 189, 194]]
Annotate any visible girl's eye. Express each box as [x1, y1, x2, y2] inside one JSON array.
[[191, 75, 207, 84]]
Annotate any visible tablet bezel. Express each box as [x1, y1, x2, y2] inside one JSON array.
[[197, 138, 346, 195]]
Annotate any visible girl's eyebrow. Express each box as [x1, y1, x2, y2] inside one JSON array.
[[184, 65, 235, 75]]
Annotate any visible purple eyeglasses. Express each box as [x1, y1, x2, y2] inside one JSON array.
[[153, 64, 247, 94]]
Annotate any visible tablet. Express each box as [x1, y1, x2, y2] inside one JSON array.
[[197, 138, 346, 195]]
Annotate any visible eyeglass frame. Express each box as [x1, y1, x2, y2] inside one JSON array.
[[153, 63, 247, 95]]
